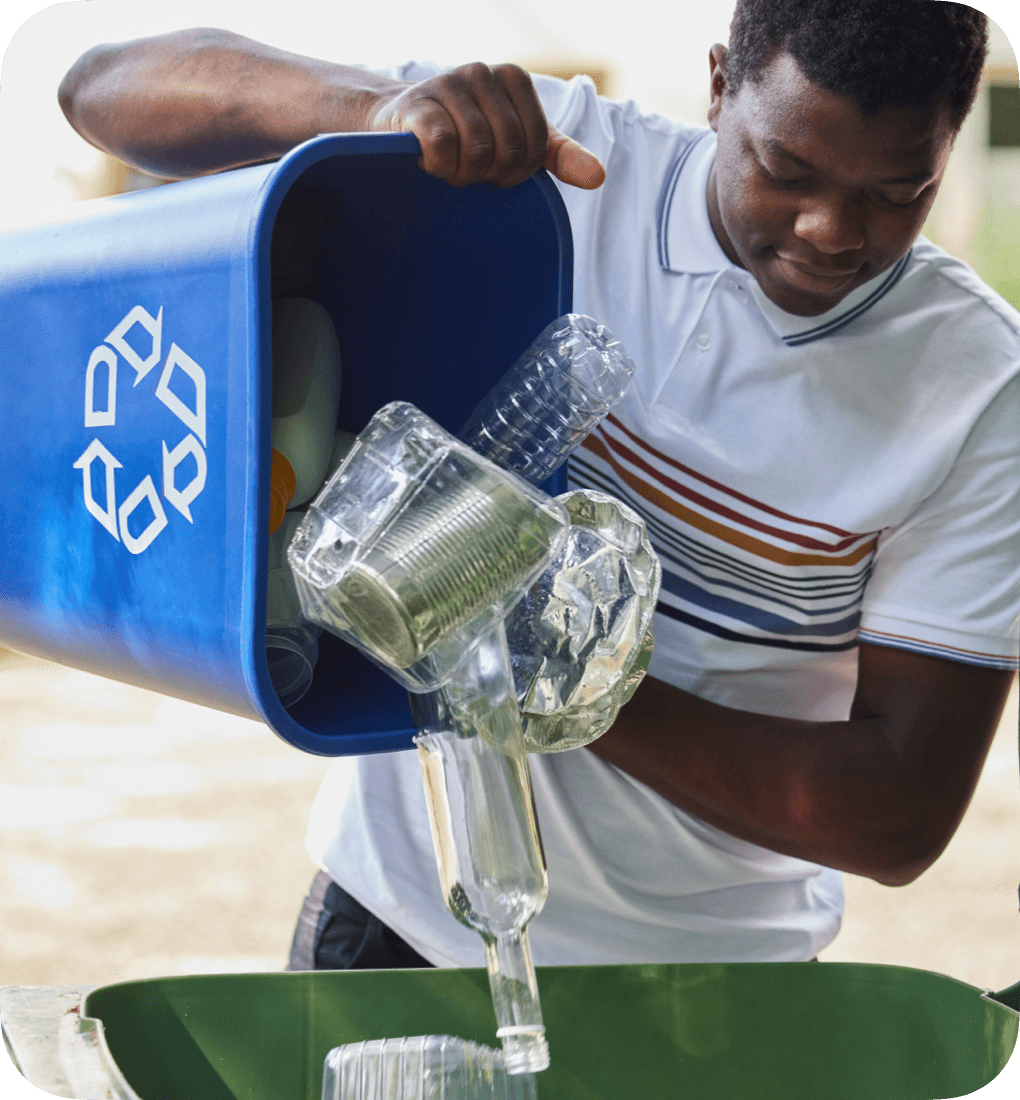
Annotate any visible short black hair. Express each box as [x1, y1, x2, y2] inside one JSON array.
[[725, 0, 988, 130]]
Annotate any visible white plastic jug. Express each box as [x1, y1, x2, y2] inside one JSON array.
[[269, 297, 342, 533]]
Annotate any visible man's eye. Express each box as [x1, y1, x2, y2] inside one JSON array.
[[759, 166, 804, 187], [877, 192, 923, 209]]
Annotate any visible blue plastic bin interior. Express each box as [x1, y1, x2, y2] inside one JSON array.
[[0, 133, 572, 755]]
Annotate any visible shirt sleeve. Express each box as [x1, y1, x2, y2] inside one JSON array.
[[858, 372, 1020, 670]]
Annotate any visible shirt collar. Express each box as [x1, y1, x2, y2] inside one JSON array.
[[657, 130, 730, 275], [656, 129, 913, 346]]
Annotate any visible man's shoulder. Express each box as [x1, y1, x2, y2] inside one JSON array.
[[905, 236, 1020, 348]]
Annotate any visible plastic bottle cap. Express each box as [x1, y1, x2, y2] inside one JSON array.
[[269, 448, 297, 534]]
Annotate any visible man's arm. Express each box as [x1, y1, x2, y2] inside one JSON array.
[[589, 642, 1015, 886], [57, 27, 604, 189]]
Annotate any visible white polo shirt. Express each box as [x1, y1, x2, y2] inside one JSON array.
[[305, 68, 1020, 967]]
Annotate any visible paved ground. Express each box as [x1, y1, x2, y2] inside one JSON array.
[[1, 648, 1017, 992], [0, 650, 331, 987]]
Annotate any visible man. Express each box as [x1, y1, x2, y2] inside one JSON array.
[[59, 0, 1018, 970]]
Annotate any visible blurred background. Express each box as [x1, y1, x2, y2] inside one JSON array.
[[0, 0, 1018, 993]]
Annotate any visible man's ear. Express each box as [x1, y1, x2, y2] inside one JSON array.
[[707, 43, 728, 131]]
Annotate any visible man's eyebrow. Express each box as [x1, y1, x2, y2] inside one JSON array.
[[761, 138, 935, 185], [762, 139, 816, 172]]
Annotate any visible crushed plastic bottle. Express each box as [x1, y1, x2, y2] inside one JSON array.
[[322, 1035, 539, 1100], [507, 490, 660, 753]]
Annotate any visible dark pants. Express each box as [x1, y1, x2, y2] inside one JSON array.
[[287, 870, 434, 971]]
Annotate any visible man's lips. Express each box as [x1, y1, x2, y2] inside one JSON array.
[[774, 253, 862, 293]]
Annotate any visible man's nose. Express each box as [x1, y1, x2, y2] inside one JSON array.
[[793, 194, 866, 254]]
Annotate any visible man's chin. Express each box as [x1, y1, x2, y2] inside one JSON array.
[[756, 273, 857, 318], [754, 256, 866, 317]]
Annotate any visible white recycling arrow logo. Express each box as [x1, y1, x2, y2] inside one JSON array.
[[106, 304, 163, 386], [74, 304, 209, 554], [162, 434, 207, 523], [73, 439, 122, 540]]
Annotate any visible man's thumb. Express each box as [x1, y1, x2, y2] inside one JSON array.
[[544, 128, 605, 189]]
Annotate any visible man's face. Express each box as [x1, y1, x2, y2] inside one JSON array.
[[706, 47, 957, 317]]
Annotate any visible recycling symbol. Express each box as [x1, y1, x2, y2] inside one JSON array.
[[73, 304, 208, 555]]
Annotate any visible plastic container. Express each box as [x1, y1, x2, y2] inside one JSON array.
[[63, 964, 1019, 1100], [0, 132, 571, 755]]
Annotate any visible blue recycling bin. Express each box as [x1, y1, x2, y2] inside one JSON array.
[[0, 133, 572, 755]]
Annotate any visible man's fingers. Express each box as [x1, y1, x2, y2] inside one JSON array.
[[488, 63, 549, 187], [441, 64, 528, 186], [400, 88, 497, 185], [544, 128, 606, 190], [372, 65, 602, 190]]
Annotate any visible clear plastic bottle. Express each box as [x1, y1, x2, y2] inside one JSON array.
[[322, 1035, 538, 1100], [412, 626, 549, 1075], [458, 314, 635, 487]]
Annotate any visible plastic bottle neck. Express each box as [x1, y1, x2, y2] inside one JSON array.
[[483, 928, 550, 1074]]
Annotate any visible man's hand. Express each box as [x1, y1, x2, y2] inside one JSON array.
[[369, 63, 605, 190]]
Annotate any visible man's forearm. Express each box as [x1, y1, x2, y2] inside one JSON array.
[[57, 28, 407, 179], [586, 647, 1012, 887], [59, 30, 603, 190], [587, 676, 921, 884]]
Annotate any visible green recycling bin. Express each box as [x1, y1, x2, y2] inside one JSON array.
[[66, 963, 1018, 1099]]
